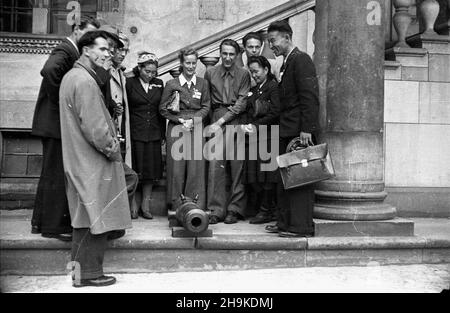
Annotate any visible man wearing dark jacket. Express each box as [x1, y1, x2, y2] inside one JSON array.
[[30, 16, 99, 241], [265, 20, 319, 237]]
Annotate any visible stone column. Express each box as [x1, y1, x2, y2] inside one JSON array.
[[313, 0, 397, 220]]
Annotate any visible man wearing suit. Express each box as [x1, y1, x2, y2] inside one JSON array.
[[30, 16, 99, 241], [265, 20, 319, 238]]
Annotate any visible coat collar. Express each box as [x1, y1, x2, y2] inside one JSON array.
[[62, 38, 80, 60], [284, 47, 300, 69], [179, 73, 197, 87], [73, 61, 103, 87]]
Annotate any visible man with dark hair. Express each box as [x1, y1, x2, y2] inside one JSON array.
[[205, 39, 251, 224], [265, 20, 319, 238], [239, 31, 282, 84], [30, 15, 99, 241], [60, 30, 132, 287]]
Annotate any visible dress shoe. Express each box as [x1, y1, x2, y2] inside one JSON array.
[[249, 212, 274, 224], [107, 230, 125, 241], [41, 233, 72, 242], [72, 275, 116, 288], [224, 211, 240, 224], [278, 231, 313, 238], [31, 226, 41, 234], [140, 210, 153, 219], [209, 215, 220, 224], [264, 224, 280, 233]]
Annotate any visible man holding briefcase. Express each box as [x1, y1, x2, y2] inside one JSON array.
[[266, 20, 320, 238]]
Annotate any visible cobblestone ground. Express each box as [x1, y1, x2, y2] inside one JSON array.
[[1, 264, 449, 293]]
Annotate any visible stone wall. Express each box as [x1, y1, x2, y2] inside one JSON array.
[[383, 41, 450, 217]]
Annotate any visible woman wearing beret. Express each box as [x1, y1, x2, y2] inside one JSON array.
[[160, 48, 210, 221], [126, 52, 165, 219]]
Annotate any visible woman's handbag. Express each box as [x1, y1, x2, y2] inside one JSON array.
[[167, 90, 180, 113], [253, 98, 271, 118], [276, 138, 335, 189]]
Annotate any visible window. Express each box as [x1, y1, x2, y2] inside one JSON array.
[[1, 131, 42, 178], [0, 0, 33, 33], [0, 0, 97, 35], [49, 0, 97, 35]]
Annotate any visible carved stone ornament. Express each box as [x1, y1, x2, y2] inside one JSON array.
[[0, 34, 63, 54]]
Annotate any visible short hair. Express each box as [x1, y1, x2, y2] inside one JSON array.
[[178, 48, 198, 63], [178, 48, 198, 72], [77, 30, 109, 54], [242, 32, 263, 47], [267, 20, 293, 38], [219, 39, 241, 54], [72, 15, 100, 32], [247, 55, 275, 81]]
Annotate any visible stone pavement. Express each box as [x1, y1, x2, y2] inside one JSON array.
[[1, 264, 450, 293]]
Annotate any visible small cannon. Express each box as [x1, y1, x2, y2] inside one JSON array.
[[169, 194, 213, 237]]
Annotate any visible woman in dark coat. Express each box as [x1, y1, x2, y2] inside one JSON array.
[[160, 48, 210, 216], [243, 55, 280, 224], [126, 51, 165, 219]]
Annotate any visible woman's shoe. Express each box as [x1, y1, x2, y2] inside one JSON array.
[[31, 226, 41, 234], [140, 210, 153, 219]]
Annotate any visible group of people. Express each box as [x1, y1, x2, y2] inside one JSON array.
[[30, 16, 319, 287]]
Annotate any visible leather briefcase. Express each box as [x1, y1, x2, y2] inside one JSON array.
[[276, 141, 335, 190]]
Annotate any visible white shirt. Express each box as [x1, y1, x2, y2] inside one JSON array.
[[139, 78, 149, 93], [283, 47, 295, 67], [66, 37, 78, 55], [179, 74, 197, 89]]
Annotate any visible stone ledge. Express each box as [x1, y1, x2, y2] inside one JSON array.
[[313, 218, 414, 237], [407, 33, 450, 54], [384, 60, 401, 68], [196, 235, 307, 250], [385, 47, 429, 67], [2, 235, 449, 251]]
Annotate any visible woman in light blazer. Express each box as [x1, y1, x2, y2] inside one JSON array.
[[160, 48, 210, 221]]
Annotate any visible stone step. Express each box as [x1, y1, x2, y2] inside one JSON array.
[[314, 218, 414, 237], [1, 216, 449, 275]]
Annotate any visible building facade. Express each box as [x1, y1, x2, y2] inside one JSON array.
[[0, 0, 449, 217]]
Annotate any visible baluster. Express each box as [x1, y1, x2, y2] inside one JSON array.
[[169, 68, 181, 78], [199, 56, 220, 70], [419, 0, 440, 35], [393, 0, 413, 47]]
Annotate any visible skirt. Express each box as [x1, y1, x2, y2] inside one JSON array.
[[131, 139, 163, 182]]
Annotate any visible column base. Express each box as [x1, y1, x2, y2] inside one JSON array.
[[314, 190, 397, 221], [313, 218, 414, 237]]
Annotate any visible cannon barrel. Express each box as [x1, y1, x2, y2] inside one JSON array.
[[169, 194, 209, 234]]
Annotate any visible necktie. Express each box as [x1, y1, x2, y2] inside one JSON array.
[[223, 72, 230, 104]]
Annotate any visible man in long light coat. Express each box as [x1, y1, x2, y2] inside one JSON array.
[[59, 30, 132, 288]]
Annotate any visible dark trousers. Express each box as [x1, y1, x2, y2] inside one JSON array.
[[32, 137, 72, 234], [123, 163, 138, 208], [71, 228, 109, 280], [276, 137, 315, 235], [207, 129, 246, 219]]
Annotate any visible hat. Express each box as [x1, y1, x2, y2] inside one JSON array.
[[99, 24, 124, 48], [137, 51, 159, 64]]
